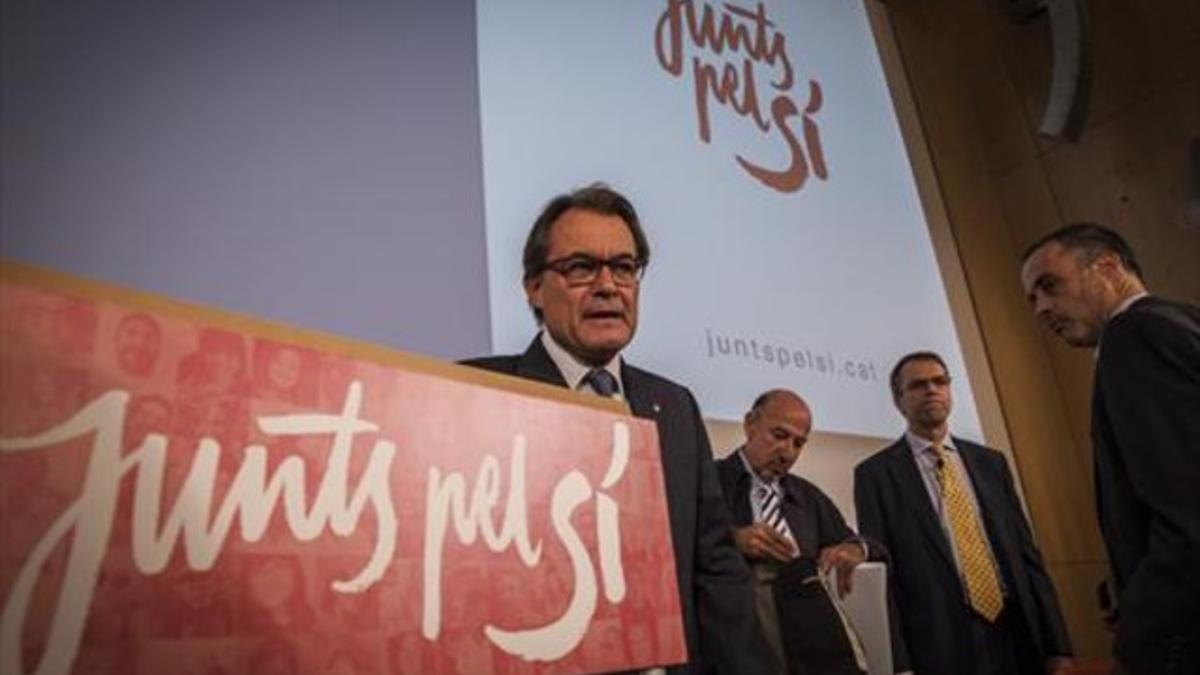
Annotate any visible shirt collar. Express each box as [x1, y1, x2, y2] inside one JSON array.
[[737, 446, 780, 492], [539, 331, 624, 398], [905, 429, 956, 460], [1109, 291, 1149, 319], [1097, 292, 1150, 358]]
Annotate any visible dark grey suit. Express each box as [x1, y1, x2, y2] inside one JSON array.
[[464, 337, 770, 674], [854, 438, 1071, 675], [1092, 296, 1200, 674]]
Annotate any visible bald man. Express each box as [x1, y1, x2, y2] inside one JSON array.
[[716, 389, 876, 673]]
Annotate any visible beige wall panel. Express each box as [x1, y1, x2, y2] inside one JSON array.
[[992, 159, 1062, 251], [1042, 77, 1200, 302], [1045, 561, 1113, 661], [988, 162, 1105, 560], [994, 161, 1096, 469], [991, 0, 1200, 140], [887, 0, 1038, 179], [982, 6, 1061, 162], [991, 333, 1102, 561], [1083, 0, 1200, 125]]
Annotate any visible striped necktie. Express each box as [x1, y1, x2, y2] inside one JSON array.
[[932, 444, 1004, 621], [756, 484, 794, 543]]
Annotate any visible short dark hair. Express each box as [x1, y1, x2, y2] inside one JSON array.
[[889, 351, 948, 399], [522, 184, 649, 279], [1022, 222, 1142, 278], [522, 184, 651, 321]]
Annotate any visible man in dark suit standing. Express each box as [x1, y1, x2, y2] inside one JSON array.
[[854, 352, 1073, 675], [1021, 223, 1200, 675], [464, 184, 769, 674], [717, 388, 875, 674]]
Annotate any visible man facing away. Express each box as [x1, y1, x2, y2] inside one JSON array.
[[854, 352, 1073, 675], [463, 184, 770, 674], [716, 388, 879, 674], [1021, 223, 1200, 674]]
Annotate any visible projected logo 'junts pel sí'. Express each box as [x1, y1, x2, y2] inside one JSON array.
[[655, 0, 828, 194]]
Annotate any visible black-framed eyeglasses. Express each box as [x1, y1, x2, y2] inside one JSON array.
[[541, 254, 646, 287]]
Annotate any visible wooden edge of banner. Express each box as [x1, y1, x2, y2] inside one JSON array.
[[0, 259, 630, 416]]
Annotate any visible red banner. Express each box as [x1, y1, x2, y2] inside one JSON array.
[[0, 263, 685, 675]]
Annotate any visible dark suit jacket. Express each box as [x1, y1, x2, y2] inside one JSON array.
[[463, 337, 770, 674], [1092, 296, 1200, 674], [718, 451, 881, 674], [854, 437, 1072, 675], [716, 450, 871, 560]]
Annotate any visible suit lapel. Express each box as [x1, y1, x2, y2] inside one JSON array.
[[780, 477, 815, 554], [620, 362, 657, 421], [513, 335, 569, 388], [720, 452, 755, 526], [885, 440, 956, 571]]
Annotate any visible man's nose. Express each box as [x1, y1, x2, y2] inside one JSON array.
[[918, 381, 942, 394], [1030, 292, 1053, 317], [591, 264, 618, 292]]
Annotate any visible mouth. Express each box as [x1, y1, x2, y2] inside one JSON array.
[[582, 309, 625, 323], [919, 400, 947, 416], [1044, 316, 1070, 335], [765, 459, 791, 479]]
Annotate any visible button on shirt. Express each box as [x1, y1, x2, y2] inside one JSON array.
[[906, 431, 1005, 591]]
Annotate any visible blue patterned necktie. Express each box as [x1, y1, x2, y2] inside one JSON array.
[[583, 368, 619, 397]]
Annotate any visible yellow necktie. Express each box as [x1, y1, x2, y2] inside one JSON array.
[[932, 444, 1004, 621]]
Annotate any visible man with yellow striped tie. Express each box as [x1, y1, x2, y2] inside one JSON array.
[[855, 352, 1074, 675]]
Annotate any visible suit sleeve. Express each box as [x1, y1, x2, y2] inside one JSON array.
[[812, 486, 855, 547], [1098, 311, 1200, 663], [685, 392, 774, 674], [994, 453, 1073, 656], [854, 464, 912, 674], [810, 484, 885, 561]]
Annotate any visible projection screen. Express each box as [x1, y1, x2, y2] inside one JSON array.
[[477, 0, 984, 439]]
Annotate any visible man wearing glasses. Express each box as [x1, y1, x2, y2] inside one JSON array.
[[854, 352, 1072, 675], [465, 184, 769, 673]]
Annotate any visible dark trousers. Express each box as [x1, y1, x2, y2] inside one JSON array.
[[970, 605, 1043, 675]]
